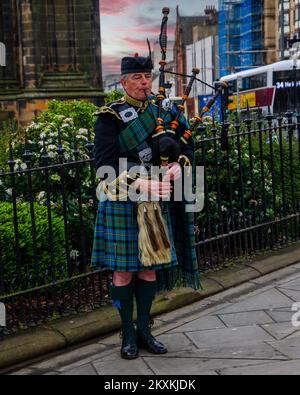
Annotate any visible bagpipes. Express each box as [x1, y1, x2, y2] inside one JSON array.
[[137, 7, 228, 267], [148, 7, 229, 168]]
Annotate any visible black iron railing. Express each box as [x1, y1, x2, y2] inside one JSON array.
[[195, 112, 300, 269], [0, 112, 300, 337]]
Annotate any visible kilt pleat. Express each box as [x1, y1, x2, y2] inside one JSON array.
[[91, 198, 178, 272]]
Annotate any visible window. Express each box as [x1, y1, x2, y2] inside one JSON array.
[[240, 73, 268, 91]]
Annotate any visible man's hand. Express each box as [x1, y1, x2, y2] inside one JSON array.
[[134, 178, 173, 199], [163, 162, 182, 182]]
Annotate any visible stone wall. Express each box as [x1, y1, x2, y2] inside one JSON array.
[[0, 0, 104, 127]]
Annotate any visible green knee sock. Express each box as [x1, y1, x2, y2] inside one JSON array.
[[110, 281, 135, 343], [135, 278, 157, 338]]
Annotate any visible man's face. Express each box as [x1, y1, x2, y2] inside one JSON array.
[[121, 72, 153, 101]]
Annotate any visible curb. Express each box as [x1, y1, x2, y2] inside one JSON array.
[[1, 243, 300, 372]]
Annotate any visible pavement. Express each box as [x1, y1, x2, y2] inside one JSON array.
[[10, 262, 300, 376]]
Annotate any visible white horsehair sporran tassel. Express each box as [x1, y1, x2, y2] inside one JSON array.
[[137, 200, 172, 267]]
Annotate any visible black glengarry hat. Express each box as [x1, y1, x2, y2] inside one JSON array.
[[121, 53, 153, 75]]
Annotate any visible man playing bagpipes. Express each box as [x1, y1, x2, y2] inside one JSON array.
[[92, 9, 202, 360]]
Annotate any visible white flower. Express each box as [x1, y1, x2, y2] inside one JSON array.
[[48, 145, 57, 151], [37, 191, 46, 201], [6, 188, 12, 196], [70, 250, 79, 259], [40, 132, 46, 139], [21, 163, 27, 170], [48, 151, 56, 159]]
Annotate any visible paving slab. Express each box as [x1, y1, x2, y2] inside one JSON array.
[[93, 356, 154, 375], [268, 336, 300, 359], [220, 360, 300, 375], [262, 322, 299, 340], [157, 344, 287, 361], [275, 275, 300, 287], [249, 266, 299, 286], [266, 309, 296, 323], [143, 357, 272, 375], [215, 288, 294, 315], [61, 364, 98, 376], [276, 287, 300, 302], [218, 311, 274, 328], [185, 325, 275, 349], [144, 333, 198, 355], [167, 316, 225, 333], [30, 343, 107, 372], [57, 348, 117, 373]]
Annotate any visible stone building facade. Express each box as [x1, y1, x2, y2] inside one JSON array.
[[0, 0, 104, 126], [174, 6, 218, 98], [278, 0, 300, 59]]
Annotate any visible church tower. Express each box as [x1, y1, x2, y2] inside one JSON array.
[[0, 0, 104, 125]]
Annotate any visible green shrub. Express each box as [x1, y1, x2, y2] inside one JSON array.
[[194, 120, 300, 226], [0, 101, 99, 274], [0, 202, 67, 293], [38, 100, 98, 131], [0, 100, 98, 170], [104, 89, 124, 104]]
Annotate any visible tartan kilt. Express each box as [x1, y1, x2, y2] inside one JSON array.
[[91, 198, 178, 272]]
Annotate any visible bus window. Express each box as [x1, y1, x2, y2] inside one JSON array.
[[241, 73, 268, 92], [231, 80, 237, 92]]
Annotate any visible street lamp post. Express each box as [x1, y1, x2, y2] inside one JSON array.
[[237, 75, 242, 112], [293, 57, 297, 113], [288, 37, 300, 113], [0, 42, 6, 67], [280, 0, 285, 61]]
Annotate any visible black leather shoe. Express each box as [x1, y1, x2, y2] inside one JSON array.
[[121, 336, 139, 360], [137, 333, 168, 355]]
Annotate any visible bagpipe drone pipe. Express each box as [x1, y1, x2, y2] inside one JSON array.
[[148, 7, 229, 168]]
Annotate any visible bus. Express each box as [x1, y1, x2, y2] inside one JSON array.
[[220, 60, 300, 115]]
